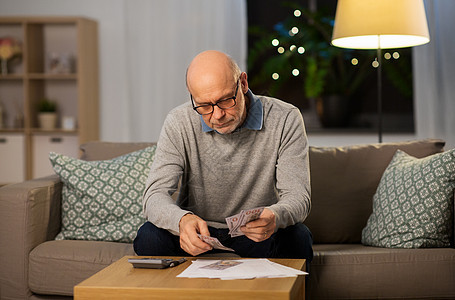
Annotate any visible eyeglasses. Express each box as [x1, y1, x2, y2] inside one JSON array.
[[191, 79, 239, 115]]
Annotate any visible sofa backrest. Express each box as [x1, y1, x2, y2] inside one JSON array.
[[80, 141, 156, 161], [305, 139, 446, 244], [80, 139, 446, 245]]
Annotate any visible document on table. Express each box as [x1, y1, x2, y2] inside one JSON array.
[[177, 259, 308, 280]]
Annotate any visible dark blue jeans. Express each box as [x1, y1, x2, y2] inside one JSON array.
[[133, 221, 313, 262]]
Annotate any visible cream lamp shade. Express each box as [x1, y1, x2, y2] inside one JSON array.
[[331, 0, 430, 49]]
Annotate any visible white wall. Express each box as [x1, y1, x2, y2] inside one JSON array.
[[0, 0, 247, 142], [0, 0, 129, 140]]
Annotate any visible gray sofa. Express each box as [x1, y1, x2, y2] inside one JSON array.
[[0, 139, 454, 299]]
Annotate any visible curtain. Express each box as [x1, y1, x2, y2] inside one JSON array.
[[123, 0, 247, 142], [413, 1, 455, 150]]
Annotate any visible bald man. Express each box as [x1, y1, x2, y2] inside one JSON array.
[[134, 50, 313, 261]]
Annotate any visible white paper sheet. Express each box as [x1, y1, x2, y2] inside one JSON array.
[[177, 259, 308, 280]]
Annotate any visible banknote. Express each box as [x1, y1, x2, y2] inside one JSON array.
[[197, 234, 234, 252], [226, 207, 264, 237], [200, 260, 242, 270], [225, 212, 241, 236]]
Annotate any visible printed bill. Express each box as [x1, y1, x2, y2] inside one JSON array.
[[197, 234, 234, 252], [226, 207, 264, 237]]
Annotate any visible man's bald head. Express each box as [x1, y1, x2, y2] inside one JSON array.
[[186, 50, 241, 93]]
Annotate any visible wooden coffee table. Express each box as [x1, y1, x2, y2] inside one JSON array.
[[74, 256, 306, 300]]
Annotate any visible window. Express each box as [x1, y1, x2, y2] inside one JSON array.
[[247, 0, 414, 132]]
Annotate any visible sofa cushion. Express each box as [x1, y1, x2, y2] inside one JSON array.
[[80, 141, 156, 161], [361, 149, 455, 248], [305, 139, 445, 244], [310, 244, 455, 299], [29, 240, 135, 296], [49, 146, 156, 243]]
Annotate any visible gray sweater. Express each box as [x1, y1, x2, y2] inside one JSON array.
[[143, 93, 311, 235]]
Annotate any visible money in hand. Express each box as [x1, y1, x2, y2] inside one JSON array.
[[197, 234, 235, 252], [225, 212, 242, 236], [226, 207, 264, 237]]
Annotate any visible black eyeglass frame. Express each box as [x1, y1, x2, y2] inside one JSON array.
[[190, 79, 240, 115]]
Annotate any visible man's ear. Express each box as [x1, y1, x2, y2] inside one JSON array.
[[240, 72, 249, 94]]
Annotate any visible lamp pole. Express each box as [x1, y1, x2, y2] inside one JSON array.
[[377, 45, 383, 143]]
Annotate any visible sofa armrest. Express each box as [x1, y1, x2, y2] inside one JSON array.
[[0, 175, 62, 299]]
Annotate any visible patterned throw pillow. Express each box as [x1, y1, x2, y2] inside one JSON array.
[[362, 149, 455, 248], [49, 146, 156, 243]]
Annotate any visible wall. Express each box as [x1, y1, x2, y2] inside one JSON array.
[[0, 0, 130, 140], [0, 0, 247, 142]]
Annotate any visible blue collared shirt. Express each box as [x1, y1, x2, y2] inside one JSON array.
[[201, 89, 263, 133]]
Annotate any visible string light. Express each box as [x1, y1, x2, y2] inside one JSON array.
[[290, 45, 296, 51], [351, 58, 359, 65], [298, 47, 305, 54], [272, 39, 279, 47], [372, 60, 379, 68], [277, 47, 285, 54], [292, 69, 300, 76], [393, 52, 400, 59], [294, 10, 301, 17], [384, 52, 391, 59], [272, 73, 280, 80]]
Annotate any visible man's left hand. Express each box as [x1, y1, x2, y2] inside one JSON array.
[[240, 208, 276, 242]]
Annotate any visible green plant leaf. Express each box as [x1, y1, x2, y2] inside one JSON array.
[[38, 98, 57, 112]]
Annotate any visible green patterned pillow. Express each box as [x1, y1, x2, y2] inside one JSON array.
[[49, 146, 156, 243], [362, 149, 455, 248]]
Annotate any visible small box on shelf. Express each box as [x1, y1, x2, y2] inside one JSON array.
[[61, 116, 76, 131]]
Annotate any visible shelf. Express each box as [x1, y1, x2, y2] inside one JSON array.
[[0, 129, 78, 135], [1, 74, 77, 80], [31, 128, 78, 135], [27, 73, 77, 80], [0, 16, 99, 183], [0, 128, 25, 134], [0, 74, 24, 80]]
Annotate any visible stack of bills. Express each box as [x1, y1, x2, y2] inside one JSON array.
[[225, 207, 264, 237], [196, 207, 266, 252], [197, 234, 234, 252]]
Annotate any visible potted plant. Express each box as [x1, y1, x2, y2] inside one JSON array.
[[248, 3, 376, 127], [38, 98, 57, 130]]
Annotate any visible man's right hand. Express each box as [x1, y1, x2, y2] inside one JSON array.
[[179, 214, 212, 256]]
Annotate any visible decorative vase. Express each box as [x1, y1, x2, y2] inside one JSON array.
[[38, 112, 57, 130]]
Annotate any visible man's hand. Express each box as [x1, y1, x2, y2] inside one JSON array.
[[179, 214, 213, 256], [240, 208, 276, 242]]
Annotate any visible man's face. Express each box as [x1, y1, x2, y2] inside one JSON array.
[[191, 75, 248, 134]]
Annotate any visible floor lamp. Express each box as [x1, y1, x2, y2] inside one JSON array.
[[331, 0, 430, 143]]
